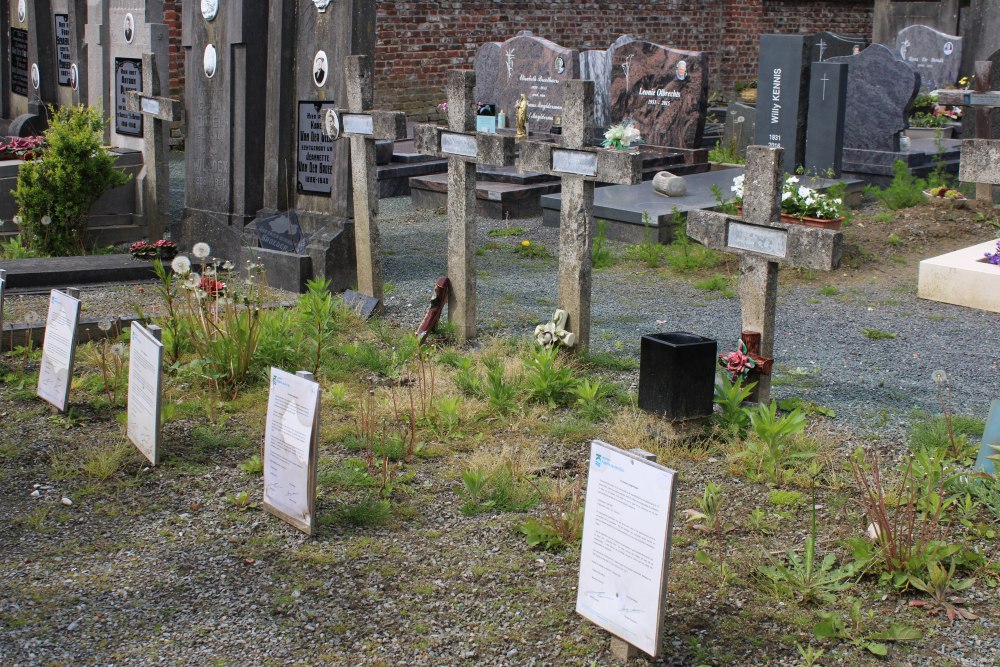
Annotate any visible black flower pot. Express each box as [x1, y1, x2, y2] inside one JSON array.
[[638, 332, 717, 420]]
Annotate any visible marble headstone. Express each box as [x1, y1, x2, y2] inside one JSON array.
[[180, 1, 271, 259], [754, 34, 812, 175], [494, 31, 578, 134], [812, 31, 866, 62], [827, 44, 920, 152], [896, 24, 963, 92], [804, 62, 848, 176], [106, 1, 168, 153], [579, 35, 636, 130], [722, 102, 756, 159], [473, 42, 500, 108], [609, 39, 708, 149]]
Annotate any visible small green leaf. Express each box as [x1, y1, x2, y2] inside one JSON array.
[[863, 641, 888, 656]]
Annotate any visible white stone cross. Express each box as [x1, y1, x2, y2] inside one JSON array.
[[413, 70, 517, 342], [687, 146, 843, 404], [517, 79, 642, 351], [324, 55, 406, 305], [124, 53, 180, 242]]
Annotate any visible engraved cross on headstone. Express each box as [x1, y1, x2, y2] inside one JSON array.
[[936, 61, 1000, 200], [687, 146, 843, 404], [518, 79, 642, 351], [413, 70, 517, 342], [324, 55, 406, 305], [125, 53, 182, 242]]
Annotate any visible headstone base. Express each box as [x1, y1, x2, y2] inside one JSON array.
[[917, 239, 1000, 314], [842, 138, 962, 186]]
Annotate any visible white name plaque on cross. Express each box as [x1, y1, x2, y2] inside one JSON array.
[[576, 440, 678, 657], [440, 132, 478, 158], [552, 149, 598, 177], [727, 221, 788, 259], [343, 113, 374, 136], [140, 97, 161, 115]]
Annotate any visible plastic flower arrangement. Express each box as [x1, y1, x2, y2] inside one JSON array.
[[129, 239, 177, 261], [602, 118, 642, 150], [731, 174, 843, 221], [0, 135, 46, 160], [719, 340, 756, 382], [984, 240, 1000, 266]]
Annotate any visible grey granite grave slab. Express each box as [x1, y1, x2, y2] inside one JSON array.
[[541, 168, 863, 244], [0, 253, 159, 289], [610, 39, 708, 149], [812, 31, 866, 62], [842, 137, 961, 184], [896, 24, 963, 92], [722, 102, 756, 159], [473, 42, 500, 106], [828, 44, 921, 152], [805, 62, 848, 176], [755, 34, 812, 174], [494, 31, 578, 134]]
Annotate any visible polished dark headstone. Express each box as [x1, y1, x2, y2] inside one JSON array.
[[493, 31, 578, 134], [754, 34, 812, 174], [255, 211, 303, 253], [812, 31, 866, 62], [805, 62, 848, 176], [828, 44, 921, 152], [342, 289, 380, 320], [895, 24, 963, 92], [638, 332, 717, 421], [609, 39, 708, 149], [722, 102, 756, 159]]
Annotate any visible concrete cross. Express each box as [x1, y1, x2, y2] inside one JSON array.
[[518, 79, 642, 351], [687, 146, 843, 404], [124, 53, 181, 242], [413, 70, 516, 342], [324, 55, 406, 305], [936, 61, 1000, 200]]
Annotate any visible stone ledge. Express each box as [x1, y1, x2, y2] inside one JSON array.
[[918, 240, 1000, 314]]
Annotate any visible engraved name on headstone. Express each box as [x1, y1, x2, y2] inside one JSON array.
[[55, 14, 72, 86], [754, 35, 812, 175], [297, 101, 336, 196], [115, 58, 143, 136]]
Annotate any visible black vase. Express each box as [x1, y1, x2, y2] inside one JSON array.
[[638, 332, 717, 420]]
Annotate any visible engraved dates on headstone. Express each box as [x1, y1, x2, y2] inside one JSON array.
[[10, 28, 29, 96], [297, 101, 336, 196], [755, 35, 812, 175], [55, 14, 72, 87], [115, 58, 143, 137], [896, 24, 963, 92]]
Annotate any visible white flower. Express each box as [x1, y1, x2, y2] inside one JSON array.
[[221, 261, 234, 271], [40, 215, 52, 226], [623, 125, 642, 146], [781, 191, 791, 201], [97, 319, 113, 332], [786, 176, 799, 184], [183, 272, 201, 289], [171, 255, 192, 275], [110, 343, 125, 357], [192, 242, 211, 259], [931, 369, 947, 384], [13, 215, 22, 226]]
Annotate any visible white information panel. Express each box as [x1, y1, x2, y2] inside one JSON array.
[[37, 290, 81, 412], [727, 221, 788, 259], [127, 322, 164, 465], [576, 440, 678, 657], [343, 113, 374, 136], [262, 368, 321, 534], [440, 132, 478, 158], [552, 149, 598, 177]]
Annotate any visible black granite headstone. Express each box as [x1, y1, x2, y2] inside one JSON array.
[[342, 289, 380, 320], [255, 211, 303, 253], [804, 62, 848, 177], [722, 102, 756, 159], [114, 57, 142, 137], [754, 34, 812, 175], [55, 14, 72, 87], [827, 44, 920, 152], [10, 27, 29, 96], [895, 24, 963, 92], [812, 31, 866, 63]]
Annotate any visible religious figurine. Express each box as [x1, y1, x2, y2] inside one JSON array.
[[515, 93, 528, 140]]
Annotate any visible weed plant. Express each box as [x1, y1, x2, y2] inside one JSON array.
[[624, 210, 669, 267], [875, 160, 927, 211], [591, 219, 614, 269], [733, 401, 809, 483], [525, 347, 576, 407]]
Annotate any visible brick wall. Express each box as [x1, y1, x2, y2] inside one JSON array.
[[160, 0, 875, 125]]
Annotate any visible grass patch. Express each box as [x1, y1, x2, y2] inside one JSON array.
[[818, 285, 840, 296], [487, 226, 527, 238], [861, 328, 896, 341]]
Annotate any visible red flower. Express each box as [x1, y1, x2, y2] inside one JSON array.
[[199, 276, 226, 296]]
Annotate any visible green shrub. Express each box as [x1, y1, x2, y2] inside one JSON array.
[[13, 105, 132, 255], [875, 160, 926, 211]]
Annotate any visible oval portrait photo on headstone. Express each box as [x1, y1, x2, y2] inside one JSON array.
[[204, 44, 217, 79], [312, 0, 332, 11], [123, 13, 135, 44], [324, 109, 341, 140], [313, 50, 328, 87], [69, 64, 79, 91], [201, 0, 218, 21], [17, 0, 26, 23], [30, 63, 39, 90]]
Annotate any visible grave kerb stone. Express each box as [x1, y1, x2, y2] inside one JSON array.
[[413, 70, 517, 342], [686, 146, 843, 403]]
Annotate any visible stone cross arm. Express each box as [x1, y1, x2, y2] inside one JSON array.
[[687, 210, 843, 271], [413, 124, 516, 167], [124, 91, 183, 123], [518, 142, 642, 185], [959, 139, 1000, 185], [934, 90, 1000, 108], [326, 108, 407, 142]]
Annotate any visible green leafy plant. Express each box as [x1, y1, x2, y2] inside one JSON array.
[[430, 395, 461, 439], [572, 378, 608, 421], [239, 454, 263, 476], [514, 240, 551, 259], [519, 473, 584, 552], [0, 235, 43, 259], [861, 327, 895, 341], [713, 374, 754, 437], [708, 139, 745, 165], [591, 219, 614, 269], [710, 183, 739, 215], [484, 363, 518, 415], [813, 598, 921, 657], [875, 160, 927, 211], [525, 347, 576, 407], [683, 481, 732, 534], [487, 226, 527, 238], [795, 643, 824, 667], [297, 277, 346, 376], [908, 559, 977, 622], [734, 401, 809, 483], [664, 209, 722, 273], [13, 104, 132, 255], [625, 210, 669, 267]]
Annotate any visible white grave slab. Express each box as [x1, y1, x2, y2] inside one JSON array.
[[576, 440, 678, 657], [917, 239, 1000, 314], [262, 368, 321, 534], [37, 290, 82, 412], [127, 322, 164, 465]]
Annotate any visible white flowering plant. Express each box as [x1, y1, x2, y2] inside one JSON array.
[[730, 174, 844, 221], [602, 118, 643, 150]]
